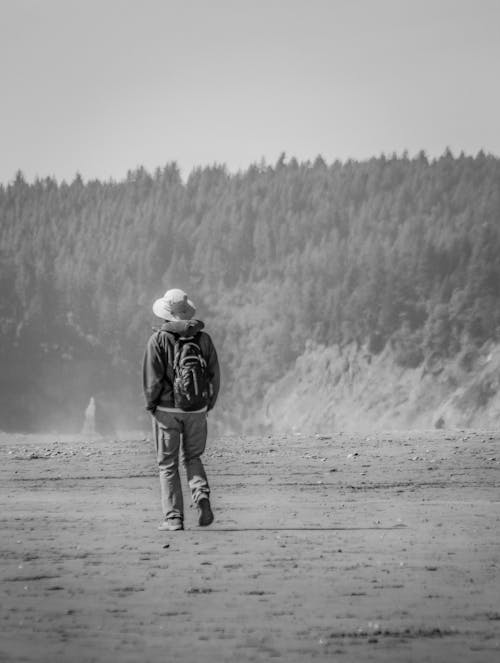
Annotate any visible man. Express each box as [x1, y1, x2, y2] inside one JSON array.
[[143, 288, 220, 531]]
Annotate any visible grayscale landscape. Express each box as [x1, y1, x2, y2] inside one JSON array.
[[2, 2, 500, 662]]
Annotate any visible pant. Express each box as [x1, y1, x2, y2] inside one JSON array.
[[152, 409, 209, 520]]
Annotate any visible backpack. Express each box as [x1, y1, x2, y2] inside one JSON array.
[[171, 333, 210, 411]]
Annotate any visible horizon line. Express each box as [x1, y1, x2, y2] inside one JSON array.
[[3, 147, 498, 187]]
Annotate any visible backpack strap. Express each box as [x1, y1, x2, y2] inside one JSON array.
[[173, 337, 182, 372]]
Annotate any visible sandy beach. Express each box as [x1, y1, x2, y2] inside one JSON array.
[[1, 428, 499, 662]]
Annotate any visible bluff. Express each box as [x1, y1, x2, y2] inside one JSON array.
[[263, 340, 500, 433]]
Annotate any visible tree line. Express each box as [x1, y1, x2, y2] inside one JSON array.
[[1, 151, 499, 431]]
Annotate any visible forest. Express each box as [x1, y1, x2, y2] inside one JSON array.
[[1, 151, 499, 432]]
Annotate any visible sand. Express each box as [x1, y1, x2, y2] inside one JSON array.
[[1, 428, 499, 662]]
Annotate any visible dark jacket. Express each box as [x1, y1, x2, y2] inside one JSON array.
[[142, 319, 220, 413]]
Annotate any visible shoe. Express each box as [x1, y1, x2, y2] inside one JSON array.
[[158, 517, 184, 531], [197, 498, 214, 527]]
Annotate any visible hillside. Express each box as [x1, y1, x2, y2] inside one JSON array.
[[264, 340, 500, 433], [1, 152, 500, 432]]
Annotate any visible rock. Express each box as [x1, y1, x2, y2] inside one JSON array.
[[435, 416, 445, 429]]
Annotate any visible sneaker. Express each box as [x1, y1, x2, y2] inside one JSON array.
[[197, 498, 214, 527], [158, 517, 184, 531]]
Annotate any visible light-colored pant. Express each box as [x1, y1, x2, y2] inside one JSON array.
[[152, 409, 209, 520]]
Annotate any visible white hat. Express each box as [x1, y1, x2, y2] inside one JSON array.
[[152, 288, 196, 321]]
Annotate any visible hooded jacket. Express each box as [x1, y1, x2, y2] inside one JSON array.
[[142, 319, 220, 413]]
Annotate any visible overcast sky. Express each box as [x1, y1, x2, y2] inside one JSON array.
[[1, 0, 499, 183]]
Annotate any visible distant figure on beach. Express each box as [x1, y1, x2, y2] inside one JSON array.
[[82, 396, 96, 435], [143, 288, 220, 532], [81, 395, 116, 437]]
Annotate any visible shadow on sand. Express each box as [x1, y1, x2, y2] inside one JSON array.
[[195, 525, 408, 532]]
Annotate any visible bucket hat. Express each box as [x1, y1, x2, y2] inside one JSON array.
[[152, 288, 196, 321]]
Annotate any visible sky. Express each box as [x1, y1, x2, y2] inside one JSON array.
[[1, 0, 499, 183]]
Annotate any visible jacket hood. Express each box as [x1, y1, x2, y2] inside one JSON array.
[[160, 319, 205, 338]]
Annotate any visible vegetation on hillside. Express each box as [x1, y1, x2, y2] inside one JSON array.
[[1, 151, 499, 431]]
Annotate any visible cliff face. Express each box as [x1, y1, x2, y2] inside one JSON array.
[[263, 341, 500, 434]]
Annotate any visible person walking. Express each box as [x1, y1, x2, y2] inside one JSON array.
[[143, 288, 220, 531]]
